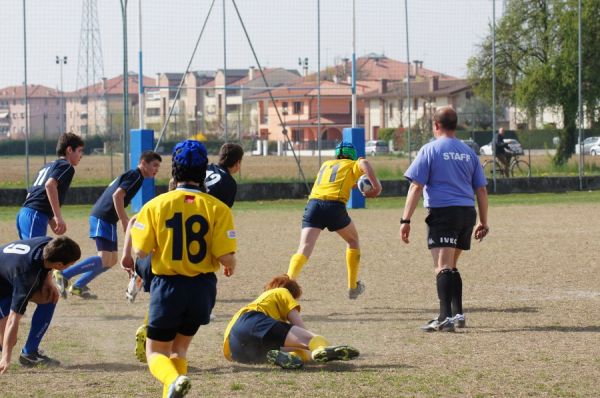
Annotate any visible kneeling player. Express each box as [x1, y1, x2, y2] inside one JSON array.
[[223, 274, 359, 369]]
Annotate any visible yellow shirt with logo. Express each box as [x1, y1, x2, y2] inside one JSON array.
[[131, 187, 237, 276], [309, 158, 364, 203], [223, 287, 300, 361]]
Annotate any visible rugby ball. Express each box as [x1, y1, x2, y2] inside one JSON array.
[[357, 175, 373, 194]]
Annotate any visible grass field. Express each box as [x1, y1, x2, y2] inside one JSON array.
[[0, 193, 599, 397], [2, 152, 600, 188]]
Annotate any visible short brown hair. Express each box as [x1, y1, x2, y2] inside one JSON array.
[[264, 274, 302, 299], [218, 143, 244, 169], [139, 150, 162, 164], [43, 236, 81, 265], [434, 106, 458, 131], [56, 133, 84, 157]]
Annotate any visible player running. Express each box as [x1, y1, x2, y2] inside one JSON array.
[[130, 140, 237, 397], [223, 274, 359, 369], [52, 151, 162, 299], [0, 236, 81, 372], [287, 141, 381, 298]]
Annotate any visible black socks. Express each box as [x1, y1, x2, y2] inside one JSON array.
[[451, 268, 463, 315], [436, 269, 453, 321]]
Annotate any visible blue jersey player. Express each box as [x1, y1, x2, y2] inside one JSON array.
[[0, 236, 81, 372], [53, 151, 162, 299], [130, 140, 237, 397], [16, 132, 84, 239]]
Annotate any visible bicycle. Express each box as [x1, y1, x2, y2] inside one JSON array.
[[482, 154, 531, 178]]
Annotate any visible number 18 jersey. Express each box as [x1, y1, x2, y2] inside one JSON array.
[[131, 187, 237, 276]]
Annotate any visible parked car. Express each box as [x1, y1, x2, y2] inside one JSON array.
[[574, 136, 600, 155], [590, 143, 600, 156], [480, 138, 524, 156], [461, 139, 480, 155], [365, 140, 389, 156]]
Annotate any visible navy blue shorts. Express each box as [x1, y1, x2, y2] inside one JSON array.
[[425, 206, 477, 250], [302, 199, 351, 231], [135, 256, 154, 292], [89, 216, 118, 251], [228, 311, 292, 364], [16, 207, 49, 239], [147, 272, 216, 342]]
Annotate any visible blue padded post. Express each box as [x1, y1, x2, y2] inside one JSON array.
[[130, 129, 155, 212], [343, 127, 366, 209]]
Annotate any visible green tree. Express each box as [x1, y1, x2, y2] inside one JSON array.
[[467, 0, 600, 165]]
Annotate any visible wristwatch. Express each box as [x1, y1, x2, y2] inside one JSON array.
[[400, 218, 410, 224]]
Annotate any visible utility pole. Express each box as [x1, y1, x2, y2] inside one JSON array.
[[56, 55, 67, 133]]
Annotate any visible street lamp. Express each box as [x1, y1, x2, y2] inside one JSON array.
[[56, 55, 67, 133], [298, 57, 309, 77]]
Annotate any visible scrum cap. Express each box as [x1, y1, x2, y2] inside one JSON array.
[[335, 141, 357, 160], [172, 140, 208, 168]]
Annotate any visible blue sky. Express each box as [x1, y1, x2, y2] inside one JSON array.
[[1, 0, 502, 91]]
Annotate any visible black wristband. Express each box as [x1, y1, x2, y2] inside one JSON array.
[[400, 218, 410, 224]]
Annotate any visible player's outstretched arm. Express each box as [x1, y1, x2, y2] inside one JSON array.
[[0, 311, 23, 374], [45, 178, 66, 235], [358, 159, 382, 198], [218, 253, 236, 277]]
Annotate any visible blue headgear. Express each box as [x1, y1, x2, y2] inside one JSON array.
[[335, 141, 357, 160], [172, 140, 208, 168]]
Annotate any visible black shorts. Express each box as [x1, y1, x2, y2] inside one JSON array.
[[302, 199, 351, 231], [228, 311, 292, 364], [425, 206, 477, 250]]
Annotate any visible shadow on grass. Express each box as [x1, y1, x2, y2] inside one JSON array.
[[63, 362, 144, 372], [490, 325, 600, 333], [218, 362, 414, 374]]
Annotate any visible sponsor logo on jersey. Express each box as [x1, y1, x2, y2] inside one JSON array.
[[184, 195, 195, 204], [133, 221, 145, 230], [227, 230, 236, 239]]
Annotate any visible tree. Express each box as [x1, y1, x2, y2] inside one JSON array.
[[467, 0, 600, 165]]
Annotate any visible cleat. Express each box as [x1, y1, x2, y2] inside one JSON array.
[[420, 318, 455, 332], [52, 270, 69, 299], [125, 275, 143, 303], [452, 314, 466, 328], [19, 350, 60, 368], [348, 280, 366, 300], [135, 324, 147, 363], [68, 285, 97, 299], [311, 345, 360, 363], [266, 350, 304, 370], [167, 375, 191, 398]]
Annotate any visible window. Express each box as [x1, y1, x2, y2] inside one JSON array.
[[205, 90, 214, 98], [281, 102, 289, 115], [293, 101, 302, 115], [292, 128, 303, 142], [388, 103, 394, 118], [413, 98, 418, 111]]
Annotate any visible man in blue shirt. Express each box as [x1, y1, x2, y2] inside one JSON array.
[[0, 236, 81, 371], [400, 106, 489, 332], [53, 151, 162, 299]]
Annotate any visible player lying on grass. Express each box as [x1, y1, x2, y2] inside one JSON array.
[[287, 141, 381, 299], [53, 151, 162, 299], [223, 274, 359, 369], [0, 237, 81, 373], [129, 140, 237, 397]]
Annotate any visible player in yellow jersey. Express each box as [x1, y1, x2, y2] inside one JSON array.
[[130, 140, 237, 398], [223, 274, 359, 369], [287, 142, 381, 299]]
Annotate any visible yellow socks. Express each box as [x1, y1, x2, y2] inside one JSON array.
[[346, 248, 361, 289], [289, 349, 311, 362], [287, 253, 308, 279], [308, 335, 330, 351], [171, 357, 188, 375], [148, 354, 179, 397]]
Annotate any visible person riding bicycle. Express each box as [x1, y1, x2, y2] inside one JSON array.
[[495, 128, 513, 177]]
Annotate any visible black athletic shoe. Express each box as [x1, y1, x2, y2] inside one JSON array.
[[19, 350, 60, 368], [312, 345, 360, 363]]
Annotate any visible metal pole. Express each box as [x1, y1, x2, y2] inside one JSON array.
[[43, 113, 47, 164], [121, 0, 129, 171], [23, 0, 30, 187], [577, 0, 583, 190], [351, 0, 357, 128], [223, 0, 228, 141], [404, 0, 412, 163], [317, 0, 322, 165], [491, 0, 497, 191], [137, 0, 144, 129]]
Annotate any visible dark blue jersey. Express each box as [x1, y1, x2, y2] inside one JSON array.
[[205, 163, 237, 208], [22, 158, 75, 217], [0, 237, 51, 314], [90, 168, 144, 223]]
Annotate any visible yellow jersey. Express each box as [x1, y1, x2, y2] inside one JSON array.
[[131, 187, 237, 276], [223, 287, 300, 361], [309, 158, 364, 202]]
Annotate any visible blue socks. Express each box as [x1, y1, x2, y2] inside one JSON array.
[[63, 256, 108, 288], [22, 303, 56, 354]]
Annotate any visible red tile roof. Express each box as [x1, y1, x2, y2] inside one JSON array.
[[0, 85, 60, 99]]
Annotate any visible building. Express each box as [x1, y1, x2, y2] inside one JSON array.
[[0, 85, 63, 139]]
